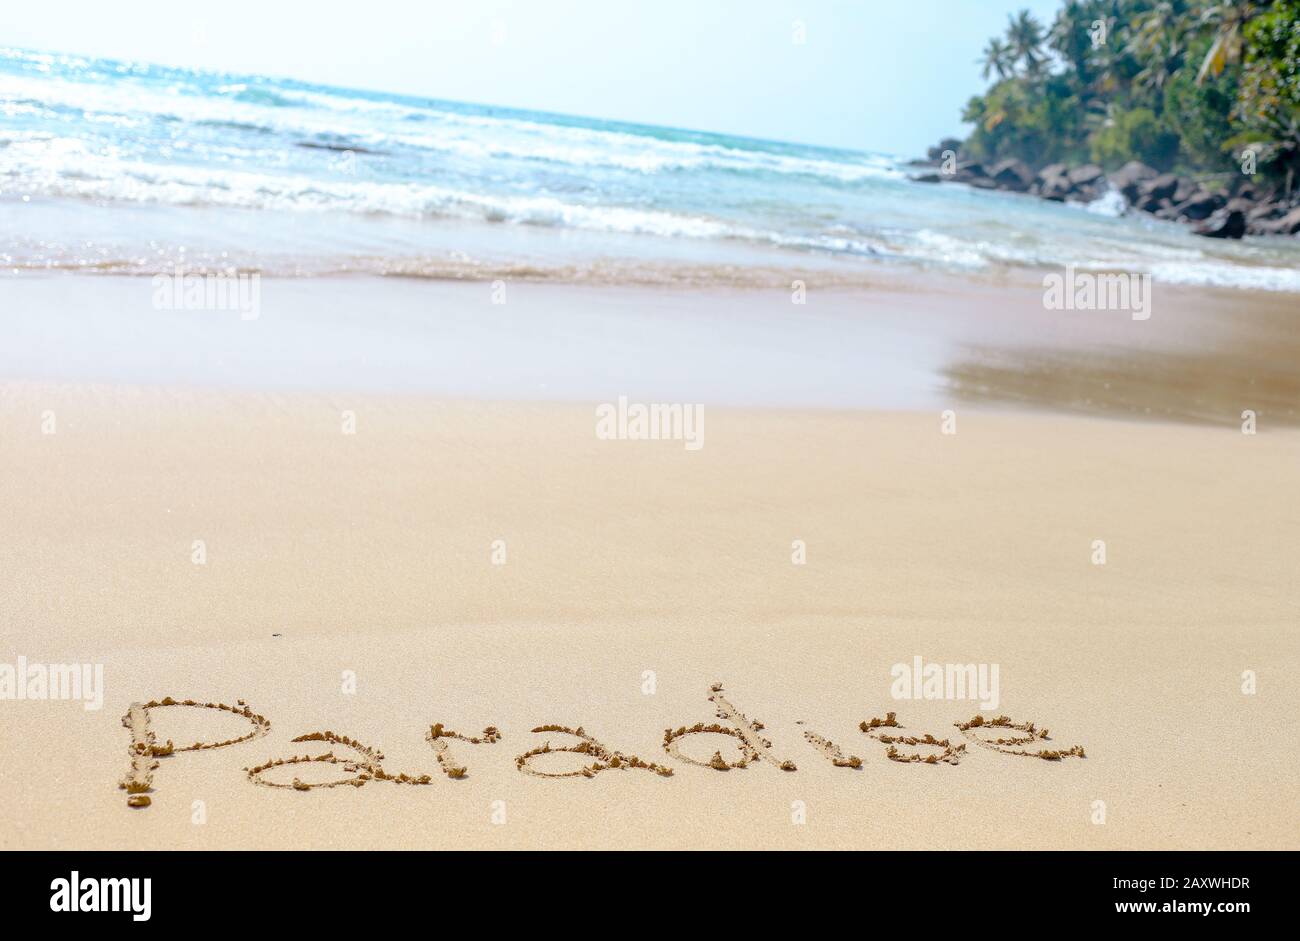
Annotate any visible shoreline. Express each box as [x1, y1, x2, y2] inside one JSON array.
[[2, 271, 1298, 425], [8, 186, 1300, 294]]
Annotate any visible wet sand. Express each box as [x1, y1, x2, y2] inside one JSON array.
[[1, 272, 1296, 424]]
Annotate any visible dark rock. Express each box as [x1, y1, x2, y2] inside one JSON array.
[[954, 163, 1001, 189], [1067, 164, 1105, 186], [912, 173, 943, 184], [1253, 206, 1300, 236], [1172, 179, 1199, 205], [1108, 161, 1158, 201], [1137, 193, 1168, 214], [1277, 206, 1300, 235], [989, 158, 1034, 192], [1172, 190, 1225, 221], [1247, 202, 1285, 222], [1139, 173, 1181, 203], [1035, 164, 1072, 201], [1195, 208, 1247, 239], [1035, 163, 1069, 184]]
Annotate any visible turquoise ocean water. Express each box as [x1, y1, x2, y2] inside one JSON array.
[[2, 47, 1298, 290]]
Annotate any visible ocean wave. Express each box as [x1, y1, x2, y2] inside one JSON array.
[[215, 83, 303, 108], [1148, 261, 1300, 292], [5, 149, 1298, 292], [1, 68, 902, 186], [0, 139, 746, 237], [4, 46, 1299, 294]]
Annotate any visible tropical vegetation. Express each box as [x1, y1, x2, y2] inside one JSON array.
[[961, 1, 1299, 193]]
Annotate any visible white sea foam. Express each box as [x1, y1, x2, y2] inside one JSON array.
[[3, 48, 1300, 292]]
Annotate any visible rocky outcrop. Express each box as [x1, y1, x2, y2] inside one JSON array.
[[989, 159, 1035, 192], [1171, 191, 1224, 221], [912, 141, 1298, 239], [1033, 163, 1072, 201], [1109, 161, 1158, 202], [1195, 207, 1247, 239], [1252, 205, 1300, 236], [1138, 173, 1180, 204]]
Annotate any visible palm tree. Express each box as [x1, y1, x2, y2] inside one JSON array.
[[1195, 0, 1261, 85], [1048, 0, 1095, 75], [1134, 34, 1187, 92], [1133, 0, 1190, 55], [1006, 10, 1048, 77], [980, 37, 1016, 81]]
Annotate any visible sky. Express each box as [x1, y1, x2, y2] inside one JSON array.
[[6, 0, 1066, 155]]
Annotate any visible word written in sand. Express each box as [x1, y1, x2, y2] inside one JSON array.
[[118, 683, 1085, 809]]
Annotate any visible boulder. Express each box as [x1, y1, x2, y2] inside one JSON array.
[[1036, 163, 1069, 184], [1034, 163, 1072, 201], [1172, 179, 1199, 205], [1172, 190, 1225, 221], [1137, 193, 1169, 214], [1152, 200, 1182, 220], [1195, 208, 1247, 239], [989, 158, 1034, 192], [1067, 164, 1105, 186], [1277, 205, 1300, 235], [1108, 161, 1158, 201], [1247, 202, 1285, 223], [1138, 173, 1181, 203], [912, 173, 943, 184], [1253, 206, 1300, 236], [955, 163, 1001, 189]]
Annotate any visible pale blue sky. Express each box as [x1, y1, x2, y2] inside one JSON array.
[[9, 0, 1065, 155]]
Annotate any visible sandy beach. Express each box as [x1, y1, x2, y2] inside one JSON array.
[[1, 274, 1297, 851]]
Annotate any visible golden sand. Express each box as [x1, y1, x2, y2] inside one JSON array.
[[1, 380, 1296, 849]]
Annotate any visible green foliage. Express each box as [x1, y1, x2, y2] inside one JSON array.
[[1090, 107, 1181, 168], [957, 0, 1299, 189], [1239, 0, 1300, 124], [1236, 0, 1300, 180], [1163, 67, 1240, 169], [962, 76, 1090, 165]]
